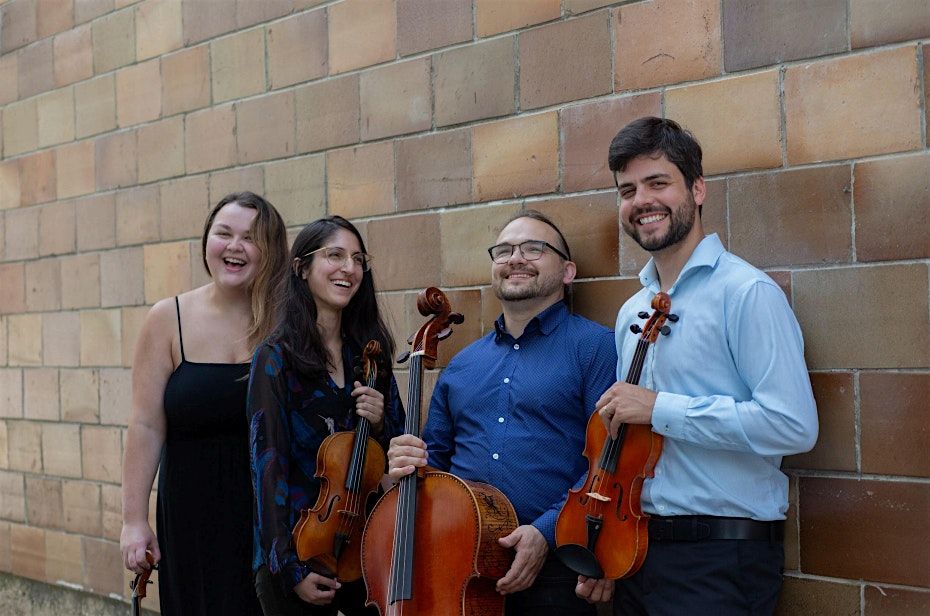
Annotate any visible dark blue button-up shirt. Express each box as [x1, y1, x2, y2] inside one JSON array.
[[423, 301, 617, 546]]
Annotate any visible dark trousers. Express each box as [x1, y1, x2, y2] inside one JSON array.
[[612, 539, 784, 616], [505, 553, 598, 616], [254, 566, 376, 616]]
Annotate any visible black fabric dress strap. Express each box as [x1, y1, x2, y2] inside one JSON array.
[[174, 296, 186, 362]]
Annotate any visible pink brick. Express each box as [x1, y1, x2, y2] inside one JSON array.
[[267, 9, 327, 89], [185, 104, 237, 174], [328, 0, 396, 74], [360, 57, 431, 141], [475, 0, 560, 37], [115, 59, 162, 128], [236, 90, 295, 164], [396, 0, 472, 56], [472, 112, 559, 202], [54, 23, 93, 87]]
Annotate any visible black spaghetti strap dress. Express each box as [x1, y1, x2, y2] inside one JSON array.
[[155, 297, 261, 615]]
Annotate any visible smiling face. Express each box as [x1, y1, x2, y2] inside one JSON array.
[[490, 217, 575, 305], [301, 228, 363, 315], [616, 153, 705, 254], [204, 202, 261, 291]]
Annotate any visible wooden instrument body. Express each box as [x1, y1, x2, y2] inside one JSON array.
[[292, 430, 386, 581], [362, 469, 517, 616]]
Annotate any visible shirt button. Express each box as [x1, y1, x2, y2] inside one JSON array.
[[513, 343, 520, 350], [492, 453, 500, 460], [503, 377, 510, 384], [498, 417, 504, 423], [658, 505, 665, 511]]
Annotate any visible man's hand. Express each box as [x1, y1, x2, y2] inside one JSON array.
[[594, 381, 657, 438], [293, 572, 340, 605], [386, 434, 428, 479], [576, 575, 614, 603], [495, 525, 548, 594]]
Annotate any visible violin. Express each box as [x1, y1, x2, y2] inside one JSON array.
[[361, 287, 518, 616], [291, 340, 387, 581], [555, 292, 676, 580], [129, 551, 157, 616]]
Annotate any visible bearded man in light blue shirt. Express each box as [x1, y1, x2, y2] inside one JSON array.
[[576, 117, 818, 616]]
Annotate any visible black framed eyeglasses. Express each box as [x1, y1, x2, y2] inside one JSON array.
[[297, 246, 372, 272], [487, 240, 570, 264]]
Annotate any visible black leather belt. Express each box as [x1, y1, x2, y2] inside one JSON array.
[[648, 515, 784, 542]]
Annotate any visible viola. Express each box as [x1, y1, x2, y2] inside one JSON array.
[[291, 340, 387, 581], [129, 551, 157, 616], [555, 292, 676, 580], [361, 287, 518, 616]]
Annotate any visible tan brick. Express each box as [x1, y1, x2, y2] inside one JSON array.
[[0, 369, 25, 419], [38, 200, 76, 257], [729, 166, 852, 267], [0, 53, 18, 105], [42, 311, 80, 367], [326, 142, 394, 219], [75, 193, 116, 251], [434, 36, 515, 128], [0, 422, 8, 466], [851, 0, 930, 48], [615, 0, 720, 91], [99, 368, 131, 426], [100, 246, 144, 308], [0, 264, 26, 314], [529, 192, 619, 278], [0, 318, 7, 368], [1, 0, 37, 54], [60, 253, 101, 309], [575, 278, 654, 329], [159, 175, 209, 241], [786, 46, 921, 164], [397, 0, 471, 56], [20, 150, 57, 206], [18, 38, 55, 99], [36, 87, 75, 148], [208, 166, 264, 207], [367, 213, 440, 291], [135, 0, 182, 60], [360, 57, 431, 141], [115, 59, 161, 127], [23, 368, 58, 421], [81, 425, 121, 482], [439, 203, 522, 287], [3, 207, 39, 261], [295, 73, 360, 154], [0, 160, 22, 210], [144, 241, 192, 303], [182, 0, 237, 45], [519, 12, 611, 110], [74, 74, 116, 138], [236, 0, 294, 28], [93, 8, 136, 74], [25, 476, 62, 529], [0, 471, 25, 520], [45, 529, 82, 585], [472, 112, 559, 201], [561, 93, 662, 192], [328, 0, 396, 74], [211, 27, 266, 103], [8, 314, 42, 366], [54, 141, 94, 201], [116, 185, 160, 246], [236, 90, 295, 164], [60, 368, 99, 423], [776, 577, 860, 616], [100, 484, 121, 540], [267, 9, 327, 89], [120, 306, 148, 367], [96, 130, 138, 190], [185, 104, 237, 173], [794, 264, 930, 369], [784, 372, 856, 472], [263, 155, 325, 227], [161, 44, 210, 116], [41, 422, 82, 478], [2, 99, 38, 157], [396, 129, 472, 212], [854, 152, 930, 262], [10, 524, 44, 581], [24, 258, 61, 312], [80, 309, 121, 366], [75, 0, 113, 24], [8, 420, 41, 472], [61, 479, 101, 535], [666, 71, 781, 175], [189, 238, 212, 289], [53, 23, 93, 87], [860, 372, 930, 477], [37, 0, 74, 39], [82, 537, 122, 596], [475, 0, 560, 37]]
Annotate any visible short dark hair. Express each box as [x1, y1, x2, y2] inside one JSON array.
[[502, 209, 573, 310], [607, 117, 703, 190]]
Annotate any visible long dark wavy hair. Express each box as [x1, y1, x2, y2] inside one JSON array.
[[270, 216, 395, 387]]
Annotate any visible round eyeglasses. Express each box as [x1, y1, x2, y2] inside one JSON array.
[[298, 246, 372, 272]]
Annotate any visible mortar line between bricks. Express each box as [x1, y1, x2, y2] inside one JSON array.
[[917, 43, 927, 148], [853, 370, 862, 475], [849, 161, 857, 263], [787, 469, 930, 483]]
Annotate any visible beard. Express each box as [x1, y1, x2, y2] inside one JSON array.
[[492, 266, 564, 302], [622, 192, 697, 252]]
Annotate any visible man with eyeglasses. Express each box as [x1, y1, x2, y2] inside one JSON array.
[[577, 117, 818, 615], [387, 210, 618, 615]]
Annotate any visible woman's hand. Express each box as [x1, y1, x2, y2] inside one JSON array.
[[294, 571, 341, 605], [120, 521, 160, 574], [352, 381, 385, 432]]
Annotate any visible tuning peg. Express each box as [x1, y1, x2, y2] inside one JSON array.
[[396, 350, 411, 364], [630, 324, 642, 334], [450, 312, 465, 325], [437, 327, 453, 341], [667, 313, 679, 322], [638, 311, 649, 319], [660, 325, 671, 336]]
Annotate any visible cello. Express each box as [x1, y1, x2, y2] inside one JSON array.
[[291, 339, 387, 581], [555, 292, 676, 580], [361, 287, 518, 616]]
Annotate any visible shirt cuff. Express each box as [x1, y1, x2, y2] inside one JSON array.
[[533, 510, 557, 549], [652, 391, 689, 439]]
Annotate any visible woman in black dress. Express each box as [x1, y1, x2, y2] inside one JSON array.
[[121, 192, 288, 615], [248, 216, 404, 615]]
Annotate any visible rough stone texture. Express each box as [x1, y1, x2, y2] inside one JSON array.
[[475, 0, 560, 37], [395, 129, 472, 212], [360, 57, 431, 141], [267, 9, 327, 89], [236, 91, 295, 164], [211, 28, 266, 104], [161, 45, 210, 116], [326, 142, 394, 219], [295, 74, 360, 153], [396, 0, 472, 56], [434, 36, 515, 128], [328, 0, 396, 74], [472, 112, 559, 202], [92, 8, 135, 74]]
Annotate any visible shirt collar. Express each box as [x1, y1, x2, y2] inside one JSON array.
[[638, 233, 725, 291], [493, 300, 569, 341]]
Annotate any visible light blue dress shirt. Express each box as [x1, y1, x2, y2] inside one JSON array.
[[615, 234, 818, 521]]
